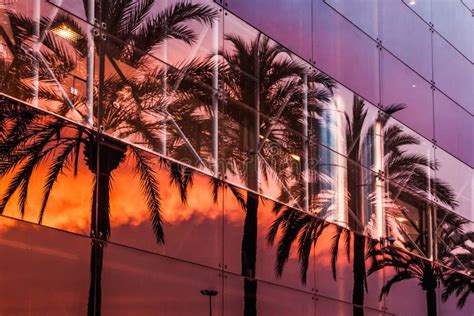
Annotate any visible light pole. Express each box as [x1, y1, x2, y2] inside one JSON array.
[[200, 289, 218, 316]]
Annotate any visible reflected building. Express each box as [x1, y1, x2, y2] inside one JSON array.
[[0, 0, 472, 315]]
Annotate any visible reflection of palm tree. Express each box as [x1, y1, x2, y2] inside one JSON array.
[[216, 35, 334, 316], [269, 96, 458, 316], [0, 1, 217, 315], [442, 269, 473, 310], [367, 209, 470, 316], [368, 246, 441, 316], [0, 11, 85, 103], [437, 213, 473, 310], [172, 33, 334, 315]]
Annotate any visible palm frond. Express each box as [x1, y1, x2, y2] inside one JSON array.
[[130, 146, 164, 244]]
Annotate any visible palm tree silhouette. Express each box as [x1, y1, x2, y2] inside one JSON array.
[[366, 204, 473, 316], [168, 32, 334, 315], [440, 217, 474, 310], [268, 95, 458, 316], [368, 245, 442, 316], [216, 34, 335, 316], [0, 9, 87, 106], [442, 270, 473, 310], [433, 210, 473, 311], [0, 1, 217, 315]]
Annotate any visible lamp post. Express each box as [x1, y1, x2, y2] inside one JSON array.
[[200, 289, 218, 316]]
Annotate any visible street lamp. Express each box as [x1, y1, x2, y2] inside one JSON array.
[[200, 289, 218, 316]]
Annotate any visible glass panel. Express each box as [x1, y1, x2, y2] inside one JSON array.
[[0, 98, 94, 237], [463, 0, 474, 10], [226, 0, 312, 60], [380, 0, 432, 80], [48, 0, 89, 21], [315, 225, 386, 311], [139, 0, 222, 69], [435, 147, 473, 221], [314, 84, 387, 234], [255, 47, 318, 207], [383, 116, 437, 205], [101, 241, 223, 315], [382, 249, 430, 315], [435, 208, 472, 272], [56, 0, 223, 70], [313, 0, 380, 105], [219, 13, 260, 189], [256, 281, 315, 315], [223, 186, 316, 292], [437, 265, 474, 316], [402, 0, 432, 24], [432, 0, 474, 61], [386, 180, 432, 258], [365, 238, 386, 311], [314, 223, 354, 303], [434, 90, 473, 168], [329, 81, 380, 174], [315, 296, 353, 315], [346, 159, 380, 235], [0, 1, 93, 126], [433, 33, 474, 113], [381, 49, 434, 140], [0, 216, 90, 314], [223, 273, 315, 316], [96, 30, 215, 173], [106, 146, 223, 268], [323, 0, 379, 40]]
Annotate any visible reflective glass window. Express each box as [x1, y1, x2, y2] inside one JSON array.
[[223, 273, 315, 316], [0, 98, 95, 237], [323, 0, 379, 40], [313, 0, 380, 105], [226, 0, 312, 60], [433, 33, 474, 113], [107, 148, 223, 269], [223, 187, 316, 292], [434, 90, 473, 168], [0, 216, 90, 314], [381, 49, 434, 141], [402, 0, 432, 24], [101, 243, 222, 315], [380, 0, 432, 80], [0, 1, 94, 127], [383, 251, 431, 315], [432, 0, 474, 61]]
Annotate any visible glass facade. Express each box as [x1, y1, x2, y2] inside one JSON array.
[[0, 0, 472, 315]]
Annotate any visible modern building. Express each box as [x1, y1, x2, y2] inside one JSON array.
[[0, 0, 472, 315]]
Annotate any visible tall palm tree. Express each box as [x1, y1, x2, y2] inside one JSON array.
[[165, 33, 335, 315], [366, 205, 473, 316], [217, 35, 335, 316], [368, 246, 442, 316], [0, 1, 217, 315], [268, 95, 458, 316]]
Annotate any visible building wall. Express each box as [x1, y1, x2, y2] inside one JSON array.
[[0, 0, 472, 315]]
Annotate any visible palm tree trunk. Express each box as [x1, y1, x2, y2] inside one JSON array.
[[352, 234, 366, 316], [426, 287, 437, 316], [242, 191, 258, 316], [88, 242, 103, 315], [84, 133, 126, 316], [87, 172, 111, 316], [241, 76, 259, 315]]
